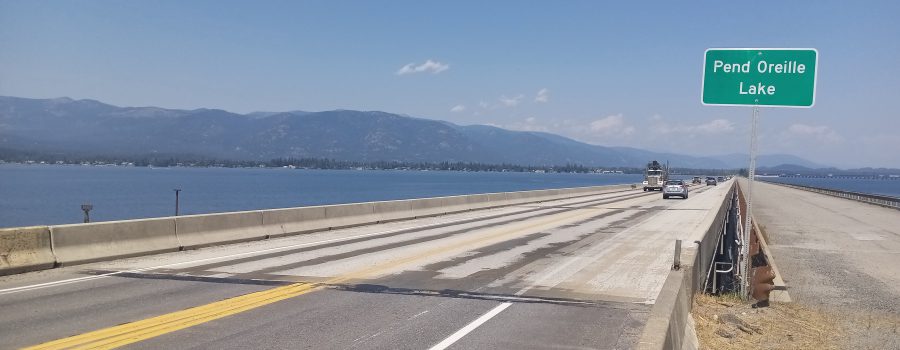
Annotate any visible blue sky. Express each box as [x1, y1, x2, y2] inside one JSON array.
[[2, 1, 899, 168]]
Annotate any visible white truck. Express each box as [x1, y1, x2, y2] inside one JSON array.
[[642, 160, 668, 191]]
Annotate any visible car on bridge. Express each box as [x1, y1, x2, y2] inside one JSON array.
[[692, 176, 702, 185], [663, 180, 689, 199], [706, 177, 717, 186], [717, 176, 726, 182]]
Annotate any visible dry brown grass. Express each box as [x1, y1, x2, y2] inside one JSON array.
[[693, 293, 842, 350]]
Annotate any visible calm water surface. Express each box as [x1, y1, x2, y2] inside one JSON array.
[[1, 164, 643, 228]]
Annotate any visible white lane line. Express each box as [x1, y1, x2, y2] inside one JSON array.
[[425, 195, 666, 349], [425, 229, 602, 349], [427, 302, 512, 350], [408, 310, 430, 320], [423, 265, 581, 350]]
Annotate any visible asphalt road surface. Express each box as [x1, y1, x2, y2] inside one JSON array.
[[0, 182, 732, 350]]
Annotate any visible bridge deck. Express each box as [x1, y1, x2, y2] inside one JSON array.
[[0, 182, 733, 349]]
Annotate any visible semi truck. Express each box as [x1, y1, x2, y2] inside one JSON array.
[[642, 160, 668, 191]]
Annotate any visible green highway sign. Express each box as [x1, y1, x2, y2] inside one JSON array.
[[702, 48, 818, 107]]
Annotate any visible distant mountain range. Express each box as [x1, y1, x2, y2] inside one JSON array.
[[0, 96, 827, 169]]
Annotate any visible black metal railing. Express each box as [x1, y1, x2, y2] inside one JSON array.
[[704, 187, 740, 294]]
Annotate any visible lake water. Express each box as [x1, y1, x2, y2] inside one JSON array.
[[759, 177, 900, 197], [1, 164, 644, 228]]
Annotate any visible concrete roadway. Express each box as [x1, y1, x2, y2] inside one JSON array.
[[746, 179, 900, 349], [0, 182, 733, 350]]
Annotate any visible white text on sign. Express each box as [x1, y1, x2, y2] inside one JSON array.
[[712, 60, 807, 74], [712, 60, 807, 96]]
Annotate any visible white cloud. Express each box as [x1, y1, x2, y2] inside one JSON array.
[[396, 59, 449, 75], [590, 114, 622, 132], [786, 123, 843, 143], [655, 118, 735, 135], [534, 88, 550, 103], [499, 94, 524, 107], [450, 104, 466, 113], [694, 119, 735, 134], [589, 114, 634, 136], [506, 117, 550, 132]]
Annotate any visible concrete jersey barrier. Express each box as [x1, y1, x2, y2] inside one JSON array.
[[176, 210, 266, 249], [0, 226, 56, 276], [8, 183, 635, 273], [637, 182, 735, 350], [51, 217, 179, 266], [409, 197, 447, 218], [262, 206, 330, 237], [373, 199, 415, 223], [324, 202, 379, 230]]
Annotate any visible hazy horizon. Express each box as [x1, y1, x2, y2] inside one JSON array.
[[2, 1, 898, 168]]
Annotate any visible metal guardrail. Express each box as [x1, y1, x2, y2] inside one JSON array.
[[759, 180, 900, 210]]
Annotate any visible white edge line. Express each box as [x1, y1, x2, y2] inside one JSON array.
[[428, 302, 512, 350]]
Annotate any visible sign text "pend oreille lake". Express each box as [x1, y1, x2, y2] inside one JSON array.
[[702, 48, 818, 108]]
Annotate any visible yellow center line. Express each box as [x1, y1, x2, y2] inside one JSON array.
[[23, 207, 604, 350]]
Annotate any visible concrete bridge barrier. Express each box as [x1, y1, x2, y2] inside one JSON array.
[[442, 195, 488, 214], [465, 193, 494, 211], [262, 206, 329, 238], [486, 193, 512, 207], [0, 226, 56, 276], [505, 191, 533, 206], [373, 199, 415, 223], [410, 197, 447, 218], [323, 202, 378, 230], [176, 210, 266, 249], [50, 218, 179, 266], [5, 183, 635, 273], [637, 182, 735, 350]]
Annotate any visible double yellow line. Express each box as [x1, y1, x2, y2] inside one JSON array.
[[24, 282, 320, 350], [25, 206, 604, 350]]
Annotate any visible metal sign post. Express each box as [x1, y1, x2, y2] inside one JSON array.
[[81, 203, 93, 223], [701, 48, 817, 300], [741, 103, 759, 299], [174, 189, 182, 216]]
